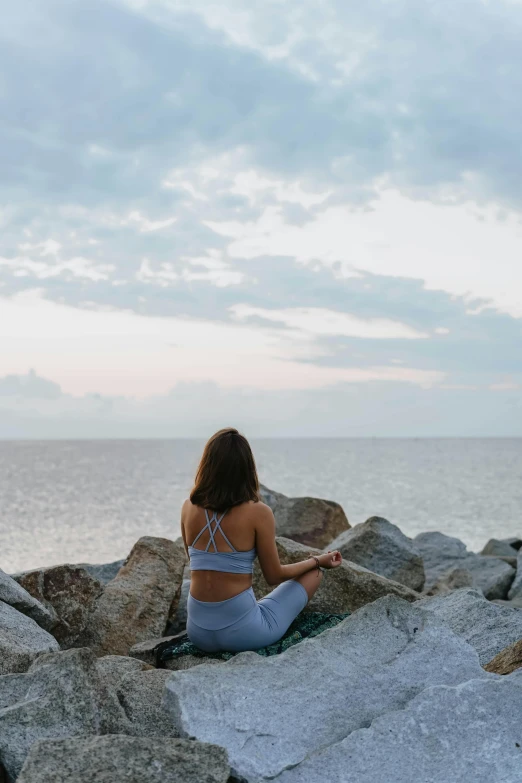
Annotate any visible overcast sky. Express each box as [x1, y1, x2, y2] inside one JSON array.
[[1, 0, 522, 437]]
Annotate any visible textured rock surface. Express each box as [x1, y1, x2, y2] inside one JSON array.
[[14, 565, 103, 648], [415, 531, 515, 599], [253, 537, 418, 613], [0, 569, 55, 631], [82, 537, 186, 656], [166, 579, 190, 635], [165, 596, 486, 782], [129, 635, 183, 667], [259, 484, 349, 548], [424, 566, 474, 596], [80, 560, 125, 584], [0, 648, 178, 779], [0, 601, 59, 675], [508, 550, 522, 600], [17, 736, 230, 783], [419, 588, 522, 664], [484, 638, 522, 675], [481, 538, 519, 557], [327, 517, 425, 591], [277, 674, 522, 783], [0, 649, 103, 780], [164, 655, 222, 671]]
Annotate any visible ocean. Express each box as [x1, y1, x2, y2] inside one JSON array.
[[1, 438, 521, 574]]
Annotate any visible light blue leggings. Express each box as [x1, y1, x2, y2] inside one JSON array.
[[186, 581, 309, 653]]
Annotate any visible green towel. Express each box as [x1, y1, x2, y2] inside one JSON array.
[[158, 611, 350, 666]]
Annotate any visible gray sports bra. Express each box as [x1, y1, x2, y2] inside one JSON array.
[[188, 509, 256, 575]]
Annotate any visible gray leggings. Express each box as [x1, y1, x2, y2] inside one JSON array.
[[187, 581, 309, 653]]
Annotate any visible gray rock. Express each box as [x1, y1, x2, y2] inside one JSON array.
[[277, 673, 522, 783], [164, 655, 223, 671], [0, 648, 103, 780], [327, 516, 425, 591], [81, 537, 186, 656], [0, 569, 55, 632], [13, 565, 103, 648], [501, 537, 522, 551], [17, 736, 230, 783], [80, 560, 125, 584], [0, 647, 179, 779], [0, 601, 59, 675], [252, 537, 418, 614], [415, 531, 515, 599], [481, 538, 519, 557], [424, 566, 474, 596], [164, 595, 487, 782], [419, 588, 522, 664], [508, 551, 522, 601], [259, 484, 350, 548], [166, 579, 190, 635]]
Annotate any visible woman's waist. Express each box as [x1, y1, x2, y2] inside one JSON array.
[[187, 586, 256, 630], [189, 570, 253, 603]]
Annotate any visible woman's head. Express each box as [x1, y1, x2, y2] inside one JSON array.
[[190, 428, 260, 511]]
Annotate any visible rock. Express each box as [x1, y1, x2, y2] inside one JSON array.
[[0, 569, 55, 632], [493, 597, 522, 609], [424, 566, 474, 596], [259, 484, 349, 548], [13, 565, 103, 648], [129, 634, 186, 667], [501, 537, 522, 551], [0, 647, 179, 779], [164, 655, 222, 671], [480, 538, 519, 557], [165, 595, 487, 782], [415, 531, 515, 599], [327, 517, 425, 591], [508, 551, 522, 601], [484, 638, 522, 675], [81, 537, 186, 656], [252, 537, 418, 614], [17, 736, 230, 783], [0, 648, 103, 780], [0, 601, 59, 675], [419, 588, 522, 664], [166, 579, 190, 635], [80, 560, 125, 584], [277, 673, 522, 783]]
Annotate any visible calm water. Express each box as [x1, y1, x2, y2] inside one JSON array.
[[1, 439, 521, 574]]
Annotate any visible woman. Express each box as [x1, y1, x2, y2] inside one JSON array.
[[181, 427, 342, 653]]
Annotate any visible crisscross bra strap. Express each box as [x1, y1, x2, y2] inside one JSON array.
[[190, 509, 237, 553]]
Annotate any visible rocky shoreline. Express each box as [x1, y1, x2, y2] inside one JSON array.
[[1, 484, 522, 781]]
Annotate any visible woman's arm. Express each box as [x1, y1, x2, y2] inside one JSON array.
[[180, 500, 190, 560], [255, 504, 341, 586]]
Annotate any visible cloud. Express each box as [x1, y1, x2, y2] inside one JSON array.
[[0, 371, 520, 438]]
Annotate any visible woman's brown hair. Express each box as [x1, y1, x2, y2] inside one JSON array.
[[190, 428, 260, 512]]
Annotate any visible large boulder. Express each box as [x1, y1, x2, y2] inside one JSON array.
[[415, 531, 515, 599], [252, 537, 418, 614], [327, 517, 425, 591], [259, 484, 349, 548], [480, 538, 519, 557], [484, 638, 522, 675], [277, 673, 522, 783], [17, 736, 230, 783], [508, 550, 522, 601], [0, 647, 178, 780], [424, 566, 474, 596], [166, 579, 190, 635], [13, 565, 103, 648], [0, 569, 55, 632], [0, 602, 59, 675], [165, 595, 487, 782], [81, 537, 186, 656], [418, 588, 522, 664], [79, 560, 125, 585]]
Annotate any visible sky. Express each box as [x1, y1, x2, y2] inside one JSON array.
[[1, 0, 521, 437]]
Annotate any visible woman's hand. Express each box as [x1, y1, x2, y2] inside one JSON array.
[[317, 550, 342, 569]]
